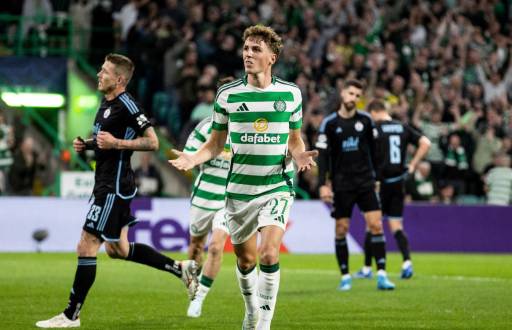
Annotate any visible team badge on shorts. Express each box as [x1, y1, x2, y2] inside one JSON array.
[[355, 121, 363, 131], [273, 99, 287, 112], [103, 107, 111, 118], [191, 224, 199, 235]]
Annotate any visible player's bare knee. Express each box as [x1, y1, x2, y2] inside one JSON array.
[[368, 221, 383, 234], [189, 242, 204, 260], [388, 220, 402, 232], [76, 236, 99, 257], [208, 241, 223, 260], [335, 222, 349, 238], [104, 244, 117, 258], [105, 243, 127, 259], [259, 245, 279, 265], [191, 242, 204, 254], [237, 254, 257, 270], [76, 241, 90, 257]]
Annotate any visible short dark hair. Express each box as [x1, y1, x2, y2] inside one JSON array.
[[367, 99, 386, 113], [343, 79, 364, 90], [105, 53, 134, 85], [243, 25, 283, 58]]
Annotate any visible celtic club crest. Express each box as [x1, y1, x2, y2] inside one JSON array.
[[273, 99, 287, 112]]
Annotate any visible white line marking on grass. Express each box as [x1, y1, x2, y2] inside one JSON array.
[[283, 269, 512, 283]]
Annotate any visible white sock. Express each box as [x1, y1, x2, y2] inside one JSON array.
[[236, 265, 259, 315], [402, 260, 412, 269], [257, 264, 280, 328], [362, 266, 372, 274], [193, 282, 210, 302], [377, 269, 387, 277], [342, 274, 351, 280]]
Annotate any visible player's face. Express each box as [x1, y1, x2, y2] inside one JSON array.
[[341, 86, 362, 111], [97, 61, 119, 94], [242, 37, 276, 74]]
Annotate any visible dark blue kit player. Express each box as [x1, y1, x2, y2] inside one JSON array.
[[37, 54, 198, 328]]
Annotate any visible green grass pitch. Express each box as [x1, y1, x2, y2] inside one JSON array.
[[1, 252, 511, 329]]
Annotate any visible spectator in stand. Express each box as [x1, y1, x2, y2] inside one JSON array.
[[176, 43, 200, 123], [189, 83, 216, 123], [113, 0, 139, 44], [8, 135, 43, 195], [21, 0, 53, 40], [485, 153, 512, 206], [15, 0, 507, 202], [501, 136, 512, 157], [89, 0, 114, 65], [472, 126, 502, 175], [475, 50, 512, 105], [438, 181, 456, 205], [405, 161, 438, 202], [134, 152, 164, 197], [443, 133, 469, 193], [70, 0, 95, 55], [413, 103, 457, 181], [0, 1, 23, 50], [214, 34, 243, 77], [0, 112, 14, 194]]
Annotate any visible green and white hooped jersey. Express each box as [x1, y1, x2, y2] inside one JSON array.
[[212, 76, 302, 201], [184, 117, 230, 210]]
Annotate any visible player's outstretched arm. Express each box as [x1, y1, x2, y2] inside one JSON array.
[[288, 129, 318, 172], [169, 129, 227, 171], [97, 127, 159, 151]]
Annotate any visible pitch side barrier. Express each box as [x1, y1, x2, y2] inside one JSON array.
[[0, 197, 510, 253]]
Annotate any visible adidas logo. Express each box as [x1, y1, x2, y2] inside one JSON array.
[[236, 103, 250, 112], [86, 222, 95, 229], [260, 305, 271, 311]]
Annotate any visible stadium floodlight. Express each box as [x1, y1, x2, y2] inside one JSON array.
[[1, 92, 66, 108]]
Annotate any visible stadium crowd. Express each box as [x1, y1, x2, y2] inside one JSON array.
[[1, 0, 512, 204]]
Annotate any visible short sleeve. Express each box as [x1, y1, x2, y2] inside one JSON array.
[[316, 115, 331, 150], [119, 94, 151, 135], [212, 91, 228, 131], [405, 124, 422, 146], [289, 89, 303, 129], [184, 119, 210, 154]]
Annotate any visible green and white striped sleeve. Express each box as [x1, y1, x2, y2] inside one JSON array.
[[183, 118, 211, 155], [212, 91, 228, 131], [289, 90, 303, 130]]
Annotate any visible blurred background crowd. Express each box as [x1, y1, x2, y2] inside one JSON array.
[[0, 0, 511, 205]]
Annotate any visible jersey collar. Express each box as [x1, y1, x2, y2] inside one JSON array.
[[242, 74, 277, 86]]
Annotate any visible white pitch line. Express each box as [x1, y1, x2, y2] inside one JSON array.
[[281, 269, 512, 283]]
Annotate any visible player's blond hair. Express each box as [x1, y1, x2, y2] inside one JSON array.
[[243, 25, 283, 58], [105, 53, 134, 85]]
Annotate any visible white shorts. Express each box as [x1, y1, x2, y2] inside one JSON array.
[[226, 192, 293, 245], [189, 206, 229, 237]]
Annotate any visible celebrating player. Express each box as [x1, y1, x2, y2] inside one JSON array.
[[170, 25, 317, 329]]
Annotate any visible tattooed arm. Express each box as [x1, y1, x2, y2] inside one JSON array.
[[96, 127, 159, 151]]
